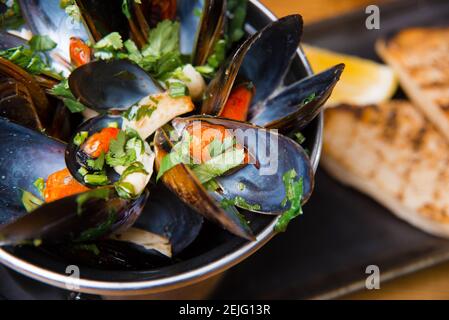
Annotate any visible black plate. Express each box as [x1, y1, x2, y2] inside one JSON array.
[[212, 0, 449, 299]]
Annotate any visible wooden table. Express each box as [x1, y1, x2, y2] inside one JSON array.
[[261, 0, 449, 300]]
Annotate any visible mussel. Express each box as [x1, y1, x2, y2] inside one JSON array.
[[0, 117, 147, 245], [201, 15, 344, 131], [65, 59, 194, 188], [19, 0, 90, 74], [154, 116, 314, 239], [0, 116, 202, 262]]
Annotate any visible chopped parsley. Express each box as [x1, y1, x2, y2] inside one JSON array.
[[87, 152, 105, 171], [275, 169, 304, 233], [168, 81, 188, 98], [294, 132, 306, 145], [49, 79, 86, 113], [28, 35, 57, 52], [73, 131, 88, 146], [105, 130, 144, 167], [221, 196, 261, 212], [21, 190, 43, 213], [84, 173, 109, 186]]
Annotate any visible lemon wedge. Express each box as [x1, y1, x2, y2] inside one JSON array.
[[303, 44, 398, 106]]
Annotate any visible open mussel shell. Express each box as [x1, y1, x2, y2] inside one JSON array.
[[172, 116, 314, 215], [69, 59, 162, 112], [65, 114, 122, 187], [200, 14, 300, 117], [0, 116, 150, 245], [0, 187, 149, 246], [19, 0, 90, 74], [154, 124, 255, 240], [0, 116, 65, 225], [250, 64, 345, 130], [35, 180, 203, 270], [239, 14, 303, 106]]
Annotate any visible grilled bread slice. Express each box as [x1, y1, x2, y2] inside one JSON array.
[[322, 101, 449, 237], [376, 28, 449, 141]]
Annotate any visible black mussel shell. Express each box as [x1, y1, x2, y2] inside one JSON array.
[[250, 64, 345, 130], [69, 59, 162, 112], [0, 116, 149, 245], [65, 114, 123, 188], [178, 0, 226, 66], [154, 124, 255, 240], [0, 187, 149, 246], [0, 116, 65, 225], [201, 14, 301, 117], [132, 183, 204, 255], [239, 14, 303, 107], [75, 0, 129, 42], [171, 116, 314, 215]]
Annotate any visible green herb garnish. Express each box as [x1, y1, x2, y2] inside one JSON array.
[[275, 169, 304, 233], [294, 132, 306, 145], [220, 196, 260, 212], [83, 174, 109, 186], [87, 152, 105, 171], [73, 131, 88, 146], [21, 190, 43, 213], [28, 35, 57, 52], [105, 131, 137, 167], [49, 79, 86, 113], [168, 81, 188, 98]]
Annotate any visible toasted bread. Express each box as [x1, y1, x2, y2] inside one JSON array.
[[376, 28, 449, 142], [322, 101, 449, 237]]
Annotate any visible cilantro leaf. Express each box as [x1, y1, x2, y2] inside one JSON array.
[[29, 35, 57, 52], [49, 79, 86, 113], [87, 152, 105, 171]]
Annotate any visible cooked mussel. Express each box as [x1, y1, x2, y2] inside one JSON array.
[[154, 123, 254, 240], [0, 116, 149, 245], [68, 59, 162, 112], [154, 115, 314, 238], [201, 14, 344, 131], [65, 114, 124, 188], [249, 64, 345, 130]]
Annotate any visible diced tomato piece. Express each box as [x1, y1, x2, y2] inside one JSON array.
[[82, 127, 120, 159], [185, 122, 249, 164], [44, 168, 89, 203], [70, 37, 92, 67], [220, 83, 255, 121]]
